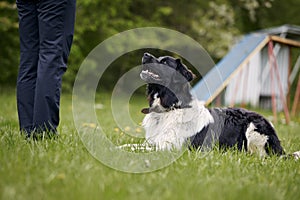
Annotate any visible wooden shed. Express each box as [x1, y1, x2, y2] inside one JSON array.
[[193, 25, 300, 123]]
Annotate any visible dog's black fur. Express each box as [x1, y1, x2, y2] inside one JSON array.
[[140, 52, 285, 156], [140, 53, 195, 114], [191, 108, 284, 155]]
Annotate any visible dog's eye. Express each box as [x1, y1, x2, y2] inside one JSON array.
[[161, 60, 167, 64]]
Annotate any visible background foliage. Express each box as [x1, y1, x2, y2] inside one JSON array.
[[1, 0, 300, 92]]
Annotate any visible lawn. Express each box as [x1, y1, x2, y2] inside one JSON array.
[[0, 89, 300, 200]]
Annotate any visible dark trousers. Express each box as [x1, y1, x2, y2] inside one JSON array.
[[16, 0, 76, 135]]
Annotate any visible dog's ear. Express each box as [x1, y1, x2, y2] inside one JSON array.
[[176, 58, 196, 82], [175, 58, 182, 66]]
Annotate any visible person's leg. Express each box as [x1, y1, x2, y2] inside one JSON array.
[[33, 0, 76, 133], [62, 0, 76, 67], [16, 0, 39, 135]]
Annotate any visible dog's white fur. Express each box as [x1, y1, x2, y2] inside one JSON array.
[[245, 123, 269, 157], [142, 96, 213, 150]]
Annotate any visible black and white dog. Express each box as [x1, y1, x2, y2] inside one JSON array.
[[139, 52, 299, 158]]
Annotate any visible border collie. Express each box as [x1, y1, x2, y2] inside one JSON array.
[[139, 52, 299, 159]]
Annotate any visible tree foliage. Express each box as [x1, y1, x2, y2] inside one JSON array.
[[0, 0, 300, 91], [0, 0, 19, 86]]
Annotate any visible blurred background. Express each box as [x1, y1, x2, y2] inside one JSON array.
[[1, 0, 299, 114]]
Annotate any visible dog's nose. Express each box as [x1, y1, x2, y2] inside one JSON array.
[[142, 52, 154, 64], [144, 52, 152, 58]]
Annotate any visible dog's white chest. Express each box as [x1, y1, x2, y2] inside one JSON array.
[[142, 100, 213, 150]]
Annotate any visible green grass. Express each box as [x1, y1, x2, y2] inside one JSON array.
[[0, 89, 300, 200]]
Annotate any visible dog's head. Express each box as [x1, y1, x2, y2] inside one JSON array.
[[140, 53, 195, 114]]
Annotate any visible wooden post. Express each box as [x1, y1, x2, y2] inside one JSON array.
[[215, 94, 222, 107], [269, 40, 290, 124], [287, 47, 292, 109], [292, 75, 300, 117], [268, 41, 278, 124]]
